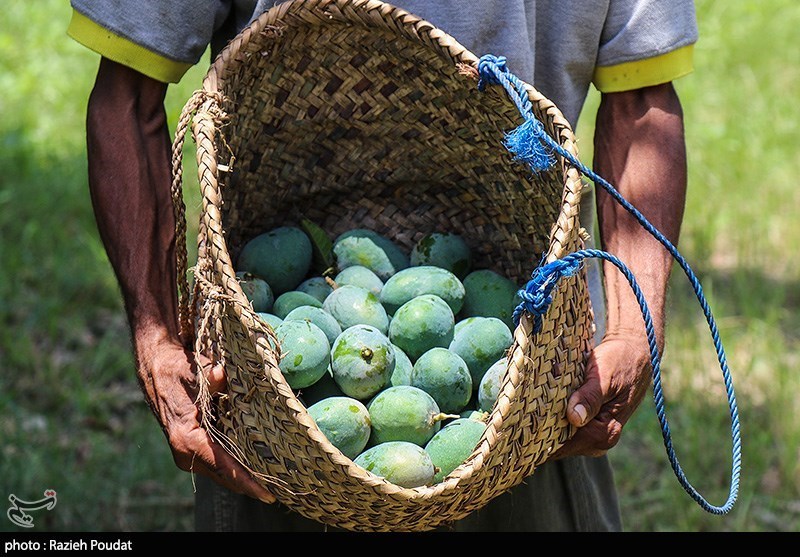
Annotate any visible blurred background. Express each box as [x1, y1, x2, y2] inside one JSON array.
[[1, 0, 797, 532]]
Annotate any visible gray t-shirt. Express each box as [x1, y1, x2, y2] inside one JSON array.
[[70, 0, 697, 128]]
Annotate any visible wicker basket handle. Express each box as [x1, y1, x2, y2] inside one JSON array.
[[170, 90, 228, 347]]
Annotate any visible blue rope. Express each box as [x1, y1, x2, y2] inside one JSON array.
[[477, 56, 555, 173], [478, 54, 741, 515]]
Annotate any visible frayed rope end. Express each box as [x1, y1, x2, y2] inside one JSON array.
[[504, 118, 555, 173]]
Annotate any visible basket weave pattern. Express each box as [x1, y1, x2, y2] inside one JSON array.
[[171, 0, 594, 531]]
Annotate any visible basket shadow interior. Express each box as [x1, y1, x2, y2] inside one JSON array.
[[185, 1, 593, 532]]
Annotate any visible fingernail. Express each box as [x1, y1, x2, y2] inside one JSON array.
[[573, 404, 587, 426]]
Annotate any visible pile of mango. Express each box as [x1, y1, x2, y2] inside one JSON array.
[[235, 225, 522, 488]]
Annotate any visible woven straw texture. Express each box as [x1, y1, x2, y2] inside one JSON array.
[[171, 0, 594, 532]]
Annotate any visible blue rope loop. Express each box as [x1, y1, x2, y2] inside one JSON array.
[[477, 54, 742, 515]]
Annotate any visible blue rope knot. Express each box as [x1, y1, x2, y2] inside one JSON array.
[[477, 54, 554, 172], [513, 256, 583, 332], [477, 54, 507, 91]]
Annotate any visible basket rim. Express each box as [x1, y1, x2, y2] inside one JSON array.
[[203, 0, 479, 94]]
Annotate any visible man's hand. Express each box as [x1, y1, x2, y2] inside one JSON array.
[[554, 334, 651, 459], [134, 331, 275, 503], [86, 57, 274, 503], [554, 82, 687, 458]]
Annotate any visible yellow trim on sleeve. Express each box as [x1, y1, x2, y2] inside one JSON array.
[[593, 44, 695, 93], [67, 9, 193, 83]]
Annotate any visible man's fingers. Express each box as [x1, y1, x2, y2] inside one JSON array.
[[176, 429, 276, 504], [189, 357, 267, 500], [204, 362, 227, 395], [193, 351, 227, 395], [566, 354, 605, 428], [553, 415, 621, 459]]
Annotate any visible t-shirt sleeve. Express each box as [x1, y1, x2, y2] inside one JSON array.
[[67, 0, 232, 83], [592, 0, 699, 93]]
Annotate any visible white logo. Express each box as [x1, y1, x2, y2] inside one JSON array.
[[7, 490, 57, 528]]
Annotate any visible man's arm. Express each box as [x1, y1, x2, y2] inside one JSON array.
[[86, 57, 274, 502], [556, 82, 687, 457]]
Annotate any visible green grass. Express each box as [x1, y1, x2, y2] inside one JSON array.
[[2, 0, 798, 532]]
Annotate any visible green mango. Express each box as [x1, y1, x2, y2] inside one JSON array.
[[411, 347, 472, 415], [274, 320, 331, 389], [367, 385, 444, 447], [236, 271, 274, 313], [388, 294, 454, 362], [284, 305, 342, 345], [333, 229, 409, 281], [380, 266, 465, 316], [449, 316, 512, 391], [478, 358, 508, 412], [236, 226, 312, 295], [330, 324, 395, 400], [272, 291, 323, 319], [424, 418, 487, 483], [296, 276, 334, 303], [410, 232, 472, 279], [334, 265, 384, 296], [460, 269, 522, 330], [307, 396, 371, 460], [323, 284, 389, 335], [354, 441, 435, 488]]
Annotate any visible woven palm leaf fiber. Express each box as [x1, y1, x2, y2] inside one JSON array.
[[171, 0, 596, 532]]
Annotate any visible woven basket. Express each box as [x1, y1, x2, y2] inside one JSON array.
[[171, 0, 595, 532]]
